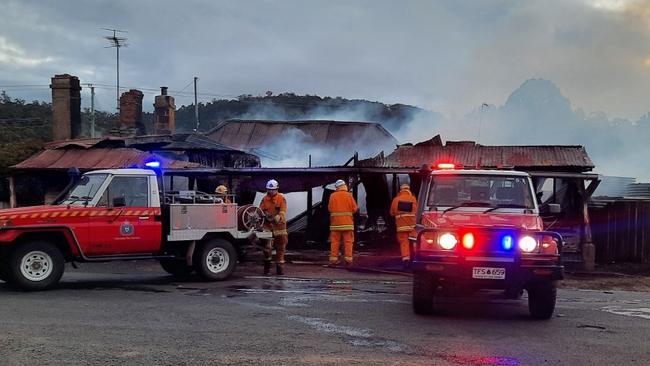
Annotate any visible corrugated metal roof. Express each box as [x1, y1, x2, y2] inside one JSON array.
[[360, 140, 594, 171], [11, 148, 203, 171], [45, 137, 126, 150], [45, 135, 243, 153], [162, 133, 238, 151], [205, 119, 398, 151]]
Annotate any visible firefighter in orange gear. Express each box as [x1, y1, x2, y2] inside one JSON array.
[[328, 179, 359, 267], [390, 183, 418, 268], [260, 179, 288, 275], [215, 185, 232, 204]]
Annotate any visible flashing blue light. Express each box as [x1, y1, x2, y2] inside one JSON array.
[[145, 161, 161, 168], [502, 235, 514, 250]]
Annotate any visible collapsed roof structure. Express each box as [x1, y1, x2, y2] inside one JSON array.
[[359, 135, 594, 172], [9, 135, 259, 207], [205, 119, 398, 164]]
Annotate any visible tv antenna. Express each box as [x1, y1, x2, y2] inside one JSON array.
[[103, 28, 128, 112]]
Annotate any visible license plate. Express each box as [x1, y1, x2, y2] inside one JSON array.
[[472, 267, 506, 279]]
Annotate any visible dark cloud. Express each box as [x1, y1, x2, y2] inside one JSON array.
[[1, 0, 645, 117], [1, 0, 650, 179]]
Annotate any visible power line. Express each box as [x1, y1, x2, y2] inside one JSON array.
[[177, 80, 194, 94], [0, 84, 50, 88]]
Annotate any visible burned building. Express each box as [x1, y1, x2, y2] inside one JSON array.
[[358, 135, 600, 269], [205, 119, 398, 165], [9, 135, 260, 207]]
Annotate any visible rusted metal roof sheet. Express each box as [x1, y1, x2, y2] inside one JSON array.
[[205, 119, 398, 151], [44, 137, 126, 150], [12, 148, 203, 171], [45, 134, 241, 152], [360, 141, 594, 171]]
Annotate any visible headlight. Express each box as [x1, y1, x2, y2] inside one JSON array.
[[438, 233, 458, 250], [0, 219, 12, 228], [518, 235, 538, 253]]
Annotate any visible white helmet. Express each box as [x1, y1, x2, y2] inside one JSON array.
[[266, 179, 279, 190], [335, 179, 346, 188]]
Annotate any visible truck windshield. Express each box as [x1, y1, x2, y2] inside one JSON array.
[[427, 175, 534, 210], [60, 174, 108, 205]]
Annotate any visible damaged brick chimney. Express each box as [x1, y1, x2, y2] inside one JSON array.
[[154, 86, 176, 134], [118, 89, 145, 136], [50, 74, 82, 141]]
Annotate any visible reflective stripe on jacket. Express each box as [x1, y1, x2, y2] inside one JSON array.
[[390, 189, 418, 233], [260, 192, 288, 235], [328, 186, 358, 231]]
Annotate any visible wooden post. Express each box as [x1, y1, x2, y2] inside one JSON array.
[[9, 176, 17, 208], [579, 179, 595, 271], [306, 187, 313, 241], [352, 153, 359, 202]]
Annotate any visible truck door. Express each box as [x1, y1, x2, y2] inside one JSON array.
[[87, 175, 162, 255]]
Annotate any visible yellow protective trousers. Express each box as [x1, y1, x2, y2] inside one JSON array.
[[329, 230, 354, 264], [263, 234, 288, 264], [396, 231, 410, 261]]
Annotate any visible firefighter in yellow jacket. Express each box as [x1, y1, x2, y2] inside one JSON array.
[[260, 179, 288, 275], [328, 179, 359, 267], [390, 183, 418, 268]]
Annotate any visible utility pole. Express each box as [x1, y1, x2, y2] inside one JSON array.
[[82, 83, 96, 137], [103, 28, 128, 112], [194, 76, 199, 131], [477, 102, 488, 143], [89, 84, 96, 138]]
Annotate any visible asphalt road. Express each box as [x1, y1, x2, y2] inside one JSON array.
[[0, 261, 649, 366]]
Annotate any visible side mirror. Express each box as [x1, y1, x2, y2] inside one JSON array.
[[112, 197, 126, 208], [548, 203, 561, 214]]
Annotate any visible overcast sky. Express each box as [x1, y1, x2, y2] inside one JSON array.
[[0, 0, 649, 119]]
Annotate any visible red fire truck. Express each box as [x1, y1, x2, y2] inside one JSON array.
[[0, 165, 271, 290], [410, 164, 564, 319]]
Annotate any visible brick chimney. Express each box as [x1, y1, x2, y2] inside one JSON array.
[[154, 86, 176, 134], [119, 89, 145, 135], [50, 74, 82, 140]]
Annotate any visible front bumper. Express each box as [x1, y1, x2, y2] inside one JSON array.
[[412, 257, 563, 289], [412, 228, 564, 289]]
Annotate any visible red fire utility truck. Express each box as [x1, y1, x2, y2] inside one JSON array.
[[411, 164, 564, 319], [0, 165, 271, 290]]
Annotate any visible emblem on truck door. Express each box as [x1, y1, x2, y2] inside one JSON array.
[[120, 221, 135, 236]]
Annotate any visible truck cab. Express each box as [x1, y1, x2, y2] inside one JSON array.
[[0, 168, 271, 290], [411, 164, 564, 319]]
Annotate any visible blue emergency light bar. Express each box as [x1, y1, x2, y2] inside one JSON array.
[[145, 161, 161, 168]]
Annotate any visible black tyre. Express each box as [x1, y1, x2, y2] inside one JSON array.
[[194, 239, 237, 281], [413, 271, 435, 315], [8, 241, 65, 291], [159, 258, 194, 277], [0, 262, 9, 283], [0, 255, 11, 283], [528, 281, 557, 320]]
